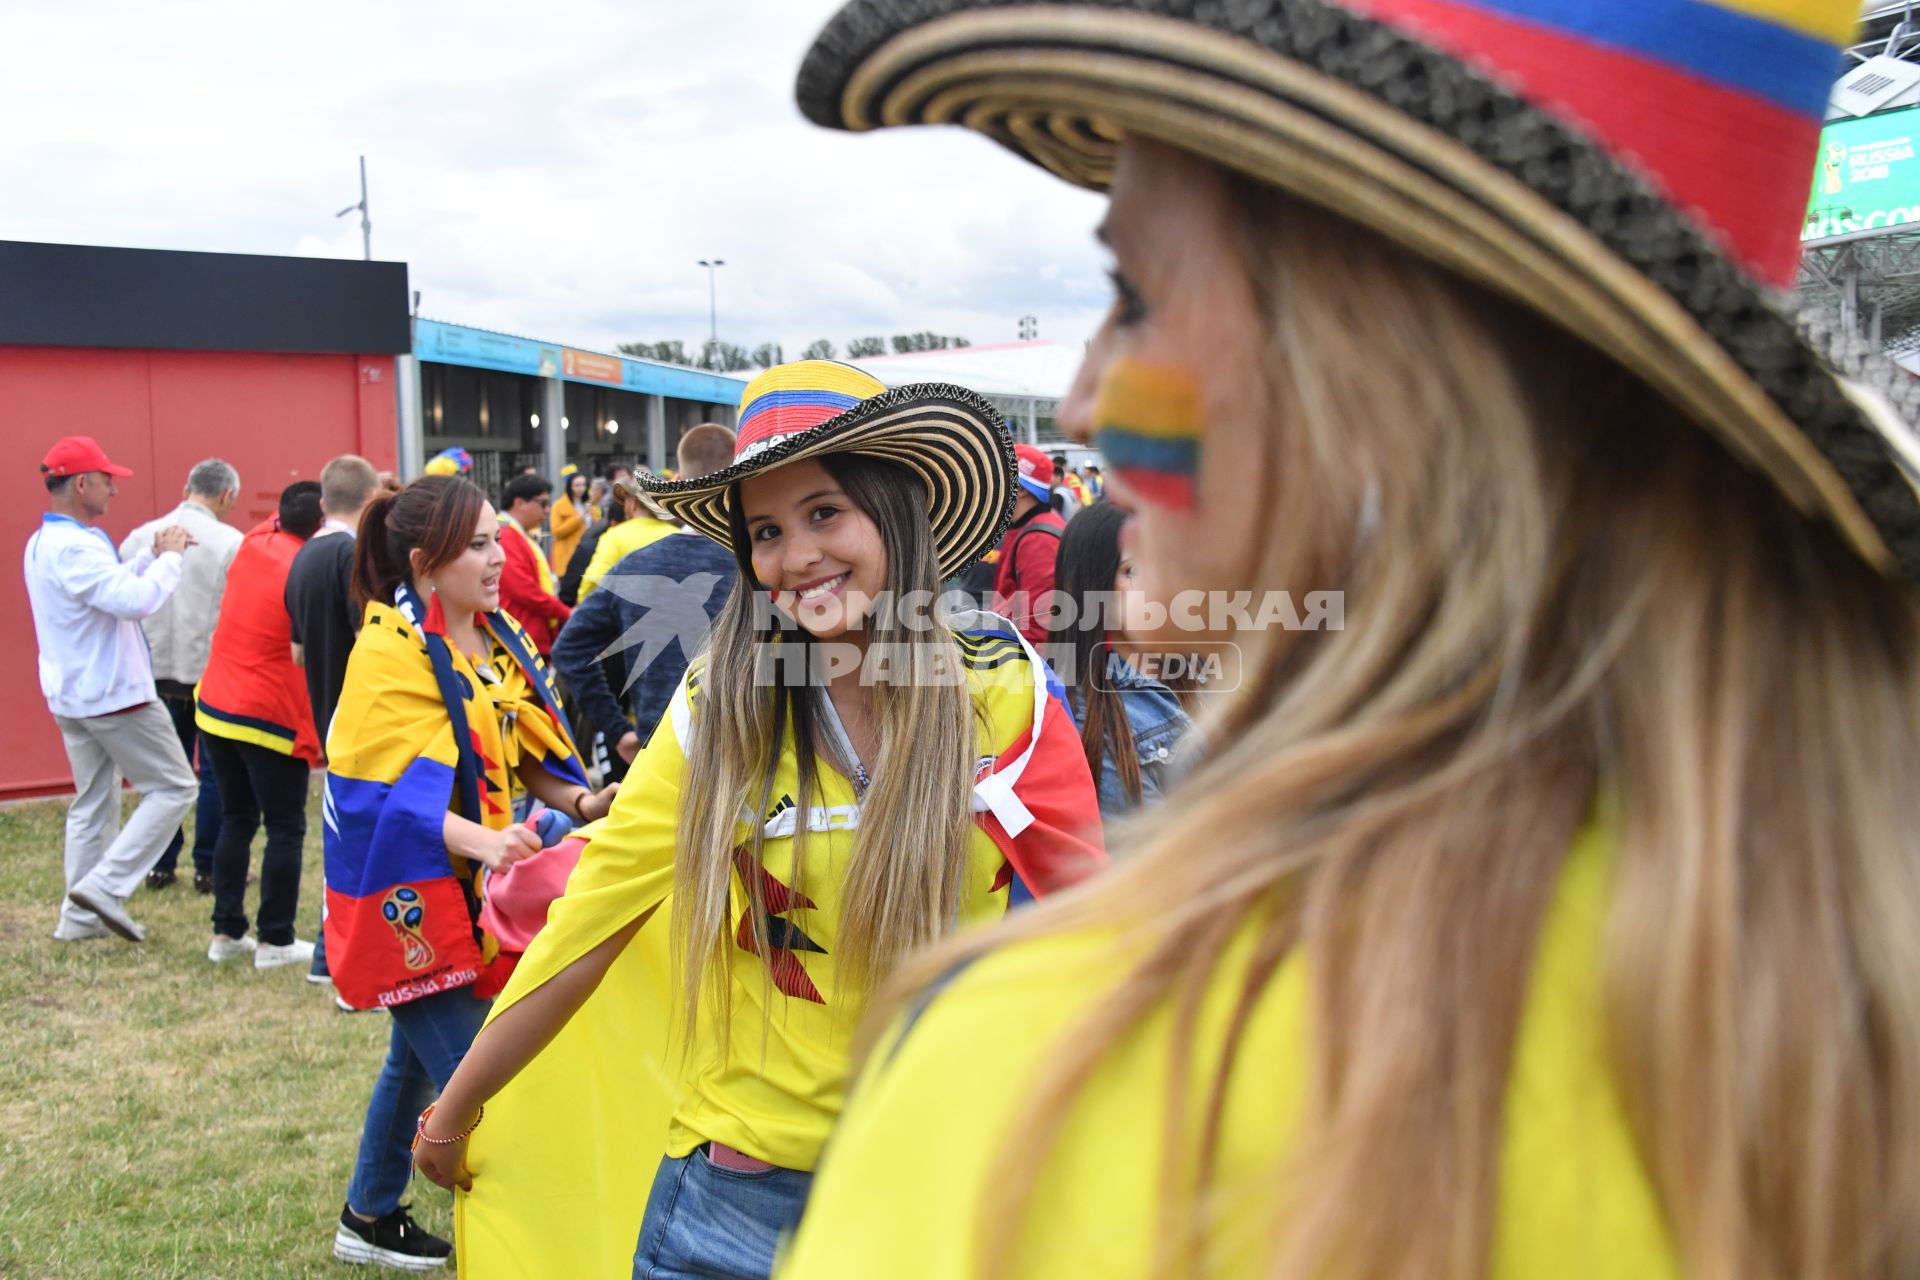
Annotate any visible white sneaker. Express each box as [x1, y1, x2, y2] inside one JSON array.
[[207, 933, 258, 963], [52, 918, 111, 942], [254, 938, 316, 970], [66, 887, 146, 942]]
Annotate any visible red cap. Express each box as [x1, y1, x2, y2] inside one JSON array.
[[42, 436, 132, 479], [1014, 443, 1054, 502]]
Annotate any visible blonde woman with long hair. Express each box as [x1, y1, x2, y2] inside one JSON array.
[[411, 361, 1104, 1279], [776, 2, 1920, 1278]]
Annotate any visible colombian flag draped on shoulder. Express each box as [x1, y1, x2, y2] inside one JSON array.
[[456, 619, 1104, 1279], [963, 615, 1107, 903], [323, 582, 587, 1011]]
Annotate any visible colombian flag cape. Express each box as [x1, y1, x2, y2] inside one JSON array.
[[457, 618, 1104, 1279], [323, 583, 589, 1011]]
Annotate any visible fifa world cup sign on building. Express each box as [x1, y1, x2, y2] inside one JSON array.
[[1805, 105, 1920, 241]]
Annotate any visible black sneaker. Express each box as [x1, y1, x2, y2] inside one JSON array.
[[332, 1202, 450, 1271], [192, 872, 214, 894], [144, 868, 176, 890]]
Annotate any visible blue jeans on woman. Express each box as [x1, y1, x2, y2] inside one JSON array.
[[632, 1150, 814, 1280], [345, 987, 492, 1218]]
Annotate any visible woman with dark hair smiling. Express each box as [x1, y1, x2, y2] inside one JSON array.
[[322, 474, 611, 1271]]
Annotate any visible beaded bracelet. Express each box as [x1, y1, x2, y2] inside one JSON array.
[[411, 1102, 483, 1152]]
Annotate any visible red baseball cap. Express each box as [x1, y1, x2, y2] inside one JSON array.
[[1014, 443, 1054, 503], [42, 436, 133, 479]]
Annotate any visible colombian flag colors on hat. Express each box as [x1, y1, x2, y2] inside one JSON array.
[[798, 0, 1920, 588], [637, 358, 1020, 578], [732, 360, 891, 462], [1334, 0, 1854, 288]]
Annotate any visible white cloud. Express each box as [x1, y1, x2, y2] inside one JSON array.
[[0, 0, 1112, 360]]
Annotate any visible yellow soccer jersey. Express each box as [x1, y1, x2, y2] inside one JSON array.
[[459, 626, 1106, 1278], [499, 627, 1081, 1168], [777, 824, 1677, 1279]]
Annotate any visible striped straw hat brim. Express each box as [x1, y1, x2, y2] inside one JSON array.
[[798, 0, 1920, 584]]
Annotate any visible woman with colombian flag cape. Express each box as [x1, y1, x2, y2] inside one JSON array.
[[322, 475, 614, 1272], [413, 361, 1107, 1279]]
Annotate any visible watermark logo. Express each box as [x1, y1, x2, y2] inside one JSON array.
[[594, 572, 727, 695], [592, 573, 1333, 693], [1084, 643, 1243, 692]]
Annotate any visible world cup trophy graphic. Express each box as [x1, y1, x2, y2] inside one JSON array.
[[382, 885, 436, 971], [1824, 141, 1847, 196]]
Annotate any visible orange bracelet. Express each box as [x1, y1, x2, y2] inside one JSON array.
[[411, 1102, 483, 1152]]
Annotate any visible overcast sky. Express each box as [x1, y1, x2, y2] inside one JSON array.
[[0, 0, 1113, 360]]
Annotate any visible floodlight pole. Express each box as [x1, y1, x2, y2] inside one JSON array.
[[336, 155, 372, 260], [698, 258, 725, 360]]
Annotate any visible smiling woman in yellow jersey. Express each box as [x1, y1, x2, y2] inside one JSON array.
[[776, 1, 1920, 1278], [413, 361, 1105, 1280]]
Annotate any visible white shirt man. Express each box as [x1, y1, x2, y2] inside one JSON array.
[[121, 460, 244, 690], [118, 459, 244, 890], [23, 436, 200, 942]]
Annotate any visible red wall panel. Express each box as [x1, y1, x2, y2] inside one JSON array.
[[1, 346, 396, 799]]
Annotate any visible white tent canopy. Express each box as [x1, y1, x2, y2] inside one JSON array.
[[845, 339, 1084, 443]]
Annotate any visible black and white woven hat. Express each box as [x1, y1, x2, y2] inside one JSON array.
[[634, 359, 1017, 577], [797, 0, 1920, 584]]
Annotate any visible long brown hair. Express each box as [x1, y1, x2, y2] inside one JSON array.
[[879, 178, 1920, 1280], [673, 452, 982, 1045], [351, 475, 487, 611]]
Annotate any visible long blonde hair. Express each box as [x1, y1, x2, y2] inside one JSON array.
[[882, 182, 1920, 1279], [674, 452, 981, 1043]]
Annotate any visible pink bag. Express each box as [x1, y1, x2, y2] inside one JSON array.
[[478, 834, 586, 953]]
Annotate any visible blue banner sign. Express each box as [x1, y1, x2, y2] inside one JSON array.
[[414, 319, 744, 405]]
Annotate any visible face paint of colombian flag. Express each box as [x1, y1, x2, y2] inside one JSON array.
[[1091, 357, 1202, 513]]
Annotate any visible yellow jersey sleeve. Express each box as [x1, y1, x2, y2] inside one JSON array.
[[456, 668, 700, 1280], [579, 516, 678, 599]]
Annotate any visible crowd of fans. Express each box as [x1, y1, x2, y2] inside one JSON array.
[[23, 0, 1920, 1276], [24, 404, 1169, 1272]]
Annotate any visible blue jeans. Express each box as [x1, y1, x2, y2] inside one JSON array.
[[632, 1150, 814, 1280], [345, 988, 492, 1219]]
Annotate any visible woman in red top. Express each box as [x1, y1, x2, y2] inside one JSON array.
[[195, 481, 325, 971]]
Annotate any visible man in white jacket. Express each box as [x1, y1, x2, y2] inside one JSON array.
[[120, 458, 243, 892], [24, 437, 200, 942]]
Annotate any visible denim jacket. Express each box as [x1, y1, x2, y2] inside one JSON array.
[[1069, 658, 1193, 820]]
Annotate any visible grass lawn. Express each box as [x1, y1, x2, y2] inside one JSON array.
[[0, 782, 456, 1278]]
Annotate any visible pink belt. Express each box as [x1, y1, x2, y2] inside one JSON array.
[[706, 1141, 777, 1173]]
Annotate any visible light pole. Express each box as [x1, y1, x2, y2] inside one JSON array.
[[336, 155, 371, 260], [1018, 314, 1038, 340], [697, 258, 725, 364]]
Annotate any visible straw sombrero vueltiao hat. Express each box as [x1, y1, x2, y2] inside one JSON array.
[[635, 359, 1017, 577], [797, 0, 1920, 583]]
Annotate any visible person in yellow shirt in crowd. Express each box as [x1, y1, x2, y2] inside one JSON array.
[[548, 465, 590, 577], [574, 465, 680, 600], [412, 361, 1106, 1280], [775, 2, 1920, 1279]]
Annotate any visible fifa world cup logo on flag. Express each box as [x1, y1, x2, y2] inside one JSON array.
[[382, 885, 436, 971]]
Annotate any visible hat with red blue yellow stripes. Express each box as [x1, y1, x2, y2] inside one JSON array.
[[797, 0, 1920, 585], [636, 359, 1016, 577]]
